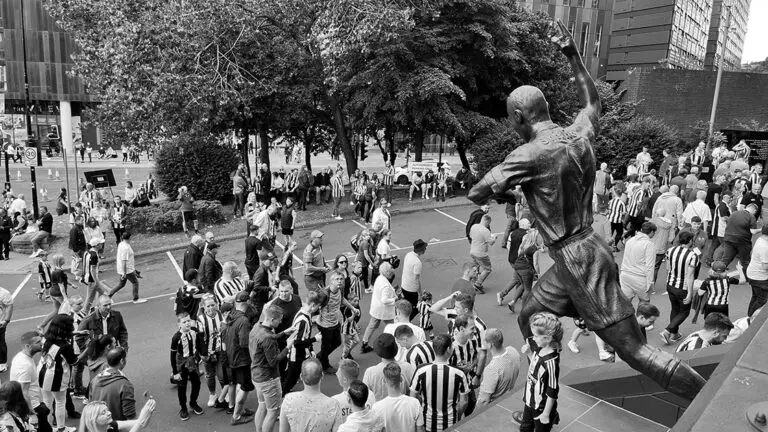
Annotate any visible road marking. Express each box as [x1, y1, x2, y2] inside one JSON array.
[[10, 292, 176, 324], [275, 240, 304, 265], [11, 274, 33, 300], [434, 209, 465, 226], [167, 251, 184, 281], [351, 220, 367, 230]]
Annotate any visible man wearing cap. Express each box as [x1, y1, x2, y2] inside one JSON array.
[[198, 242, 222, 295], [224, 291, 255, 425], [303, 230, 331, 292], [83, 237, 107, 311], [362, 333, 415, 401], [108, 233, 146, 304], [183, 235, 205, 277], [400, 239, 427, 320]]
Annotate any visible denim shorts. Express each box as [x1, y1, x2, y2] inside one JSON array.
[[254, 377, 282, 411]]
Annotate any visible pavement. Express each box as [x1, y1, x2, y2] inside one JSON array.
[[0, 201, 754, 431]]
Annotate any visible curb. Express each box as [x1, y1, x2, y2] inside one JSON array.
[[100, 197, 472, 264]]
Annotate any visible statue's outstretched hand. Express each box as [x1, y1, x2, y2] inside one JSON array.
[[468, 179, 517, 206], [550, 19, 579, 57]]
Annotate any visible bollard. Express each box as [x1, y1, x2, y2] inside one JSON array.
[[48, 169, 53, 180], [16, 170, 21, 181], [54, 170, 61, 181], [124, 168, 130, 180]]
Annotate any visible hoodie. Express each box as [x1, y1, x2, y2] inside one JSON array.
[[649, 217, 674, 254], [652, 192, 684, 229], [223, 309, 252, 368], [89, 367, 136, 421]]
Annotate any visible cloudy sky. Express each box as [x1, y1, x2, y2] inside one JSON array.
[[742, 0, 767, 64]]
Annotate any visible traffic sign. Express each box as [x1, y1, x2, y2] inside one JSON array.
[[24, 147, 37, 162]]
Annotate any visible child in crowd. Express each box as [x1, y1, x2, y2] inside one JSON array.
[[516, 312, 562, 432], [567, 317, 589, 354], [37, 250, 52, 302], [341, 295, 361, 360], [348, 260, 365, 302], [696, 261, 739, 319], [418, 291, 434, 339], [171, 312, 205, 421]]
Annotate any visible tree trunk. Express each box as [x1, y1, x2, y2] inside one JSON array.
[[304, 129, 314, 171], [328, 93, 356, 174], [414, 128, 424, 162], [456, 140, 471, 171], [374, 133, 387, 161], [258, 124, 270, 169], [384, 126, 396, 164], [241, 126, 251, 178], [389, 138, 397, 166]]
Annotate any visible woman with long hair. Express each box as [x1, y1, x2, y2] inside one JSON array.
[[86, 335, 116, 385], [39, 314, 78, 432], [78, 399, 156, 432], [83, 217, 105, 258], [0, 381, 33, 431], [332, 254, 351, 299], [39, 254, 70, 331]]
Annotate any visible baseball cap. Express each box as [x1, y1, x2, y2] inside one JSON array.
[[311, 230, 324, 239], [373, 333, 398, 359], [89, 238, 105, 247], [235, 291, 249, 303], [711, 261, 726, 272]]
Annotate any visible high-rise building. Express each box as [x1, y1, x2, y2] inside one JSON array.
[[607, 0, 714, 81], [704, 0, 750, 71], [517, 0, 616, 79], [0, 0, 96, 151]]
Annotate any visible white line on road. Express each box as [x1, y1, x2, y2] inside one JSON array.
[[351, 220, 367, 230], [11, 274, 33, 300], [275, 240, 304, 265], [11, 292, 176, 324], [167, 251, 184, 281], [434, 209, 465, 226]]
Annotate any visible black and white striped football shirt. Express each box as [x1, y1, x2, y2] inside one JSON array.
[[676, 332, 710, 352], [665, 246, 699, 289], [409, 361, 469, 432], [405, 340, 436, 368], [608, 197, 626, 224], [213, 277, 245, 304]]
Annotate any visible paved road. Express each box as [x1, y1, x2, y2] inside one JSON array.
[[0, 203, 754, 431]]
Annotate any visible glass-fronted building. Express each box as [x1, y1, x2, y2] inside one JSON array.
[[704, 0, 751, 71]]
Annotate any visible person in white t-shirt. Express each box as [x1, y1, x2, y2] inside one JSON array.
[[376, 229, 393, 263], [333, 359, 376, 421], [383, 301, 426, 361], [10, 331, 50, 431], [469, 214, 497, 293], [373, 362, 425, 432], [400, 240, 427, 319], [337, 381, 385, 432]]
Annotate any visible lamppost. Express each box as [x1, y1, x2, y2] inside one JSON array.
[[20, 0, 40, 219], [707, 2, 733, 152]]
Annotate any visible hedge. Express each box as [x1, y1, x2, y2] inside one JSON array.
[[124, 200, 226, 234], [155, 134, 240, 202]]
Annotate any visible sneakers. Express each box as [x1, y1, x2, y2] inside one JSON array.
[[214, 400, 228, 410], [231, 415, 254, 426], [57, 427, 76, 432], [0, 364, 7, 373], [190, 402, 204, 415], [511, 411, 525, 424], [242, 408, 256, 416], [360, 343, 374, 354], [669, 333, 684, 344], [133, 298, 148, 304], [568, 340, 581, 354], [180, 408, 190, 421], [507, 302, 516, 313], [496, 292, 503, 306], [659, 330, 672, 345], [207, 394, 217, 407]]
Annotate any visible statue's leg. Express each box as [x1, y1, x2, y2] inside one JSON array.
[[596, 317, 706, 400], [519, 265, 579, 348]]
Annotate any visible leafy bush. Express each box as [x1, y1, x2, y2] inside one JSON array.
[[468, 120, 523, 178], [124, 200, 226, 234], [155, 134, 240, 202]]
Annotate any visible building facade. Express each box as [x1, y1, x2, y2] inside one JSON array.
[[704, 0, 750, 71], [0, 0, 95, 151], [518, 0, 616, 79]]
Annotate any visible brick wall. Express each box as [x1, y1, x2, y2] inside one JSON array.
[[619, 68, 768, 139]]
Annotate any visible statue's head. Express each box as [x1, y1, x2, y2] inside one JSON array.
[[506, 86, 552, 141]]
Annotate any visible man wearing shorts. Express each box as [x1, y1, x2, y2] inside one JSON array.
[[469, 214, 497, 294], [223, 291, 255, 425], [250, 305, 294, 432], [468, 21, 705, 401]]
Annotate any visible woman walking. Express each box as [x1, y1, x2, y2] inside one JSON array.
[[38, 254, 70, 331], [38, 314, 78, 432]]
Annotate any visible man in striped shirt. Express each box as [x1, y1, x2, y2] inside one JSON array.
[[703, 193, 731, 266], [676, 312, 733, 353], [213, 261, 246, 305], [331, 169, 345, 220], [607, 191, 626, 248], [382, 161, 394, 205], [197, 296, 229, 408], [409, 334, 469, 432], [660, 231, 700, 345], [282, 290, 323, 395], [626, 177, 651, 237], [399, 327, 436, 368]]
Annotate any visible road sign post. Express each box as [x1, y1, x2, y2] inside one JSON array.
[[24, 146, 39, 219]]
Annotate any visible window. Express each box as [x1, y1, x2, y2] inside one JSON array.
[[594, 24, 602, 57], [568, 22, 576, 39], [580, 22, 590, 56], [592, 0, 600, 7], [577, 0, 585, 6], [0, 65, 5, 92]]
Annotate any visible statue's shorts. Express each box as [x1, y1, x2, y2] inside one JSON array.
[[532, 228, 635, 330]]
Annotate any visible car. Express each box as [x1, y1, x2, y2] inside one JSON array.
[[395, 161, 452, 185]]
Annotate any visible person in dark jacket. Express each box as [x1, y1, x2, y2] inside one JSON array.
[[244, 227, 262, 279], [0, 209, 12, 260], [69, 214, 87, 279], [89, 347, 136, 421], [465, 204, 490, 242], [223, 291, 255, 425], [182, 235, 205, 277], [198, 242, 222, 294], [79, 295, 130, 350], [249, 253, 277, 320], [297, 166, 312, 211]]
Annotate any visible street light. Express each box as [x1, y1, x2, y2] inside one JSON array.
[[707, 2, 733, 152]]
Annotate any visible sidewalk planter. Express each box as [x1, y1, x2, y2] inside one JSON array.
[[124, 200, 225, 234]]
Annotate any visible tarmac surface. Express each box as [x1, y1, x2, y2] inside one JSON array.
[[0, 201, 755, 431]]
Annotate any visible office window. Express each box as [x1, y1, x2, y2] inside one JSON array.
[[580, 22, 590, 56], [563, 0, 570, 4], [568, 22, 576, 39], [592, 0, 600, 7], [0, 65, 5, 92], [577, 0, 585, 6], [593, 24, 602, 57]]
